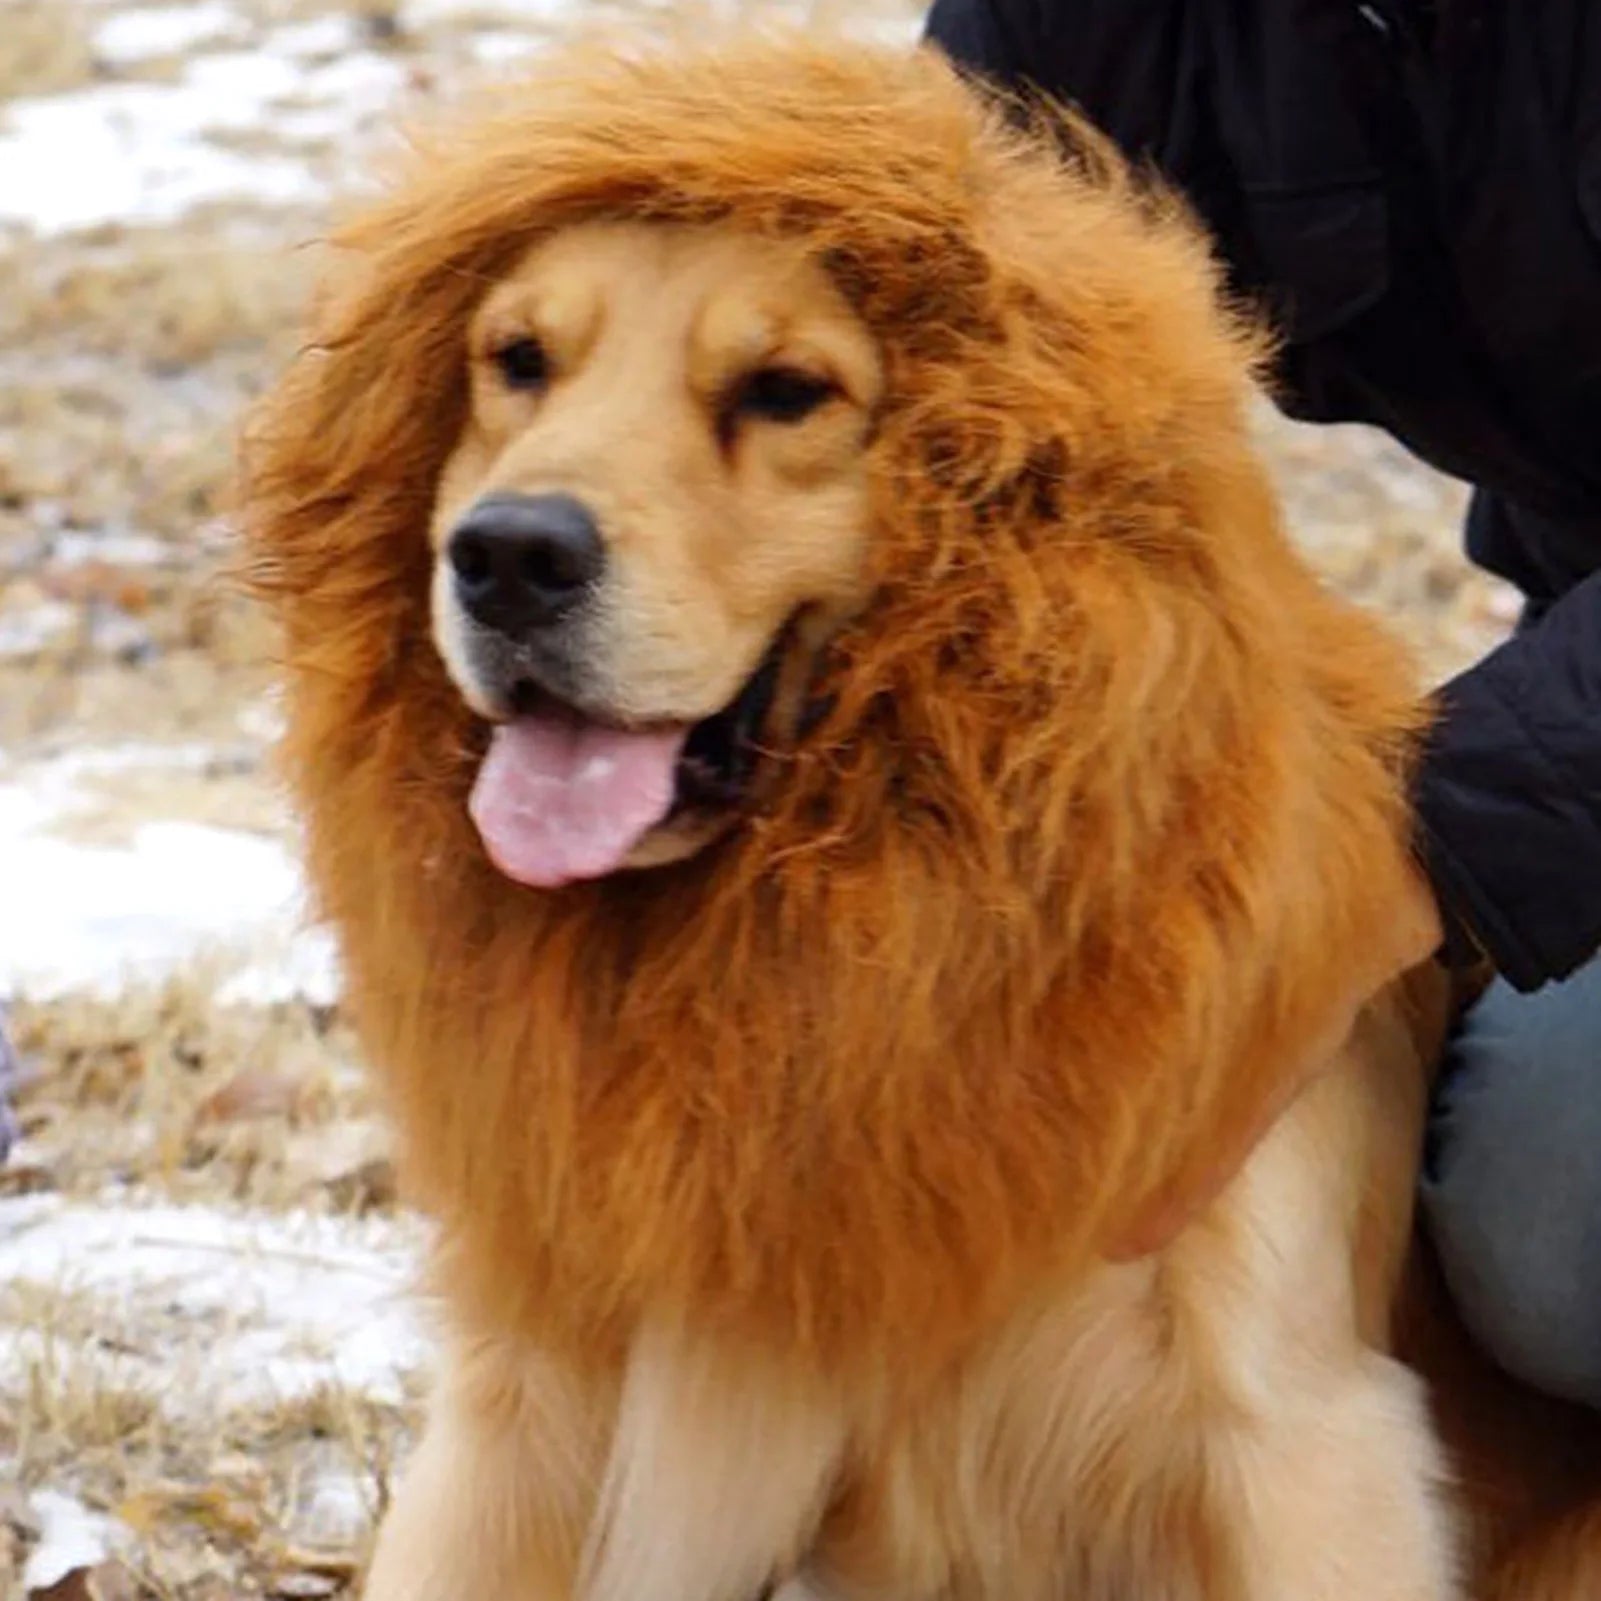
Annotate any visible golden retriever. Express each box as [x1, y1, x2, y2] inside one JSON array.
[[243, 30, 1601, 1601]]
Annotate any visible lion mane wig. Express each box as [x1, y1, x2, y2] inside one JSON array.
[[242, 30, 1426, 1378]]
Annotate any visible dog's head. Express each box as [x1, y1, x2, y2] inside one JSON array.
[[246, 33, 1437, 1299], [429, 221, 883, 884]]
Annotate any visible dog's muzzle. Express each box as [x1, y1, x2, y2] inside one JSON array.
[[449, 491, 605, 644]]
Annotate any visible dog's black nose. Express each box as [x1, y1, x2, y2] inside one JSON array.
[[448, 492, 604, 636]]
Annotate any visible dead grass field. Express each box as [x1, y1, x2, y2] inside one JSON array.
[[0, 1, 1510, 1595], [0, 6, 99, 100]]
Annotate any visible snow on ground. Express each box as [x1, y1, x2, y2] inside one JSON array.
[[0, 12, 408, 233], [0, 1193, 429, 1586], [0, 1194, 430, 1418], [0, 601, 77, 663], [0, 744, 339, 1004], [93, 1, 241, 67], [0, 0, 922, 235], [21, 1488, 131, 1592], [0, 82, 312, 236]]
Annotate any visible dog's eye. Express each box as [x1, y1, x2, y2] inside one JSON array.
[[491, 337, 550, 391], [731, 367, 836, 425]]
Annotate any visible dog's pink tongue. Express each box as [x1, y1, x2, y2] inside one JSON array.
[[469, 710, 686, 887]]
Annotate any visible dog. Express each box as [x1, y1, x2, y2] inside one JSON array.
[[243, 30, 1601, 1600]]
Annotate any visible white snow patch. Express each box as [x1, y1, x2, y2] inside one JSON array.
[[0, 745, 338, 1003], [0, 817, 301, 994], [469, 29, 542, 66], [0, 601, 76, 661], [23, 1490, 129, 1591], [0, 0, 921, 235], [295, 1466, 372, 1549], [402, 0, 581, 22], [94, 2, 239, 65], [216, 924, 343, 1008], [48, 530, 175, 568], [0, 81, 317, 232], [855, 14, 922, 47], [237, 697, 288, 746], [271, 14, 358, 58], [0, 1196, 431, 1417], [0, 25, 409, 234]]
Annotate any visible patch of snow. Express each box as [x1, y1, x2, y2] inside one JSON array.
[[93, 1, 239, 66], [217, 924, 343, 1008], [3, 742, 238, 785], [0, 0, 921, 236], [237, 697, 287, 746], [23, 1489, 129, 1592], [402, 0, 581, 22], [271, 14, 356, 59], [0, 23, 410, 234], [49, 531, 175, 568], [0, 746, 337, 1004], [0, 815, 301, 997], [0, 1196, 431, 1417], [853, 14, 922, 47], [0, 601, 75, 661], [469, 31, 542, 66], [0, 81, 318, 233], [294, 1465, 372, 1550]]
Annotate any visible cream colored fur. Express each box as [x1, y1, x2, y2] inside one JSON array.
[[366, 990, 1458, 1601]]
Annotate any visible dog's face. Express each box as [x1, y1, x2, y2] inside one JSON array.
[[428, 221, 883, 887]]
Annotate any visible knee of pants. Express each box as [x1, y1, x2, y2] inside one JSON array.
[[1421, 962, 1601, 1412]]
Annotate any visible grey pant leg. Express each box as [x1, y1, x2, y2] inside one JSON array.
[[0, 1010, 16, 1162], [1420, 960, 1601, 1410]]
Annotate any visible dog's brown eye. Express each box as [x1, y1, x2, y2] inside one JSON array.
[[492, 337, 550, 391], [732, 367, 836, 425]]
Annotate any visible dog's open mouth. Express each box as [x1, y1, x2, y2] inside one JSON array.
[[468, 644, 784, 889]]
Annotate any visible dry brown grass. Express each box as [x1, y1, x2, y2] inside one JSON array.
[[0, 227, 318, 530], [1, 224, 310, 756], [0, 966, 414, 1599], [2, 1285, 418, 1599], [0, 4, 97, 101], [7, 977, 391, 1215], [0, 229, 320, 367]]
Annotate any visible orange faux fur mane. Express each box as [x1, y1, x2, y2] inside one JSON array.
[[244, 33, 1424, 1377]]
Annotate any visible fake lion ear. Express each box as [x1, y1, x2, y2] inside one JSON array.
[[1104, 826, 1444, 1263]]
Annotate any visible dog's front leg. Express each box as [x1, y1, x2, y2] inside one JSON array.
[[1163, 1055, 1462, 1601], [1212, 1346, 1460, 1601], [577, 1324, 847, 1601], [363, 1336, 606, 1601]]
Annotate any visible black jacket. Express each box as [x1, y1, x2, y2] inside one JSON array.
[[925, 0, 1601, 991]]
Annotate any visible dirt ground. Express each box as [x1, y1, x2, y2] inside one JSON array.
[[0, 2, 1518, 1597]]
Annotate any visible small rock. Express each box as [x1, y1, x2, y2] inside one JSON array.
[[270, 1572, 341, 1599], [285, 1122, 395, 1213], [197, 1069, 305, 1126], [28, 1559, 140, 1601]]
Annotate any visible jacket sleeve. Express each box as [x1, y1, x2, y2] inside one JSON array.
[[924, 0, 1221, 212], [923, 0, 1026, 79], [1417, 551, 1601, 992]]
